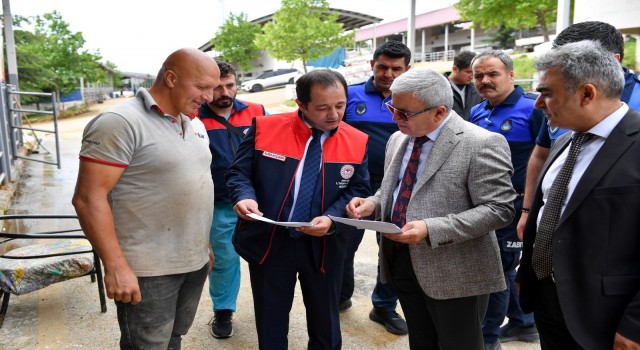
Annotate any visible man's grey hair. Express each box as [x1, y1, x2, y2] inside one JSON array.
[[471, 50, 514, 72], [390, 68, 453, 112], [535, 40, 624, 98]]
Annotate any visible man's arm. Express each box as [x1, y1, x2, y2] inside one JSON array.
[[517, 145, 550, 241], [425, 133, 516, 247], [72, 160, 141, 304]]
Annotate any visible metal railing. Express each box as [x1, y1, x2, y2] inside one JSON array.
[[7, 89, 60, 169], [416, 50, 456, 62]]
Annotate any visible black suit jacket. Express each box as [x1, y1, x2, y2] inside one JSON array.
[[450, 82, 482, 121], [520, 108, 640, 348]]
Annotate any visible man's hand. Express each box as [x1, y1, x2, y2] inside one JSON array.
[[517, 212, 528, 241], [383, 219, 428, 244], [233, 199, 262, 220], [614, 332, 640, 349], [346, 197, 375, 219], [296, 216, 333, 237], [104, 264, 141, 305]]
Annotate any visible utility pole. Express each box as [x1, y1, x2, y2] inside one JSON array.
[[406, 0, 416, 65], [2, 0, 19, 90]]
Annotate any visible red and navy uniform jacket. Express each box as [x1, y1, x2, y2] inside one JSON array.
[[537, 67, 640, 147], [225, 111, 370, 272], [195, 99, 265, 204]]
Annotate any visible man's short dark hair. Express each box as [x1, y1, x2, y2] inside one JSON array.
[[373, 41, 412, 66], [453, 51, 477, 69], [296, 69, 347, 105], [553, 21, 625, 61], [215, 60, 237, 80]]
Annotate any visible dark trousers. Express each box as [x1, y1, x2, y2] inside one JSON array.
[[392, 246, 488, 350], [340, 227, 399, 311], [482, 250, 535, 342], [249, 234, 343, 350], [116, 263, 209, 350], [533, 278, 583, 349]]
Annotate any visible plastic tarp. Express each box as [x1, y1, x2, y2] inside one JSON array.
[[306, 48, 346, 69]]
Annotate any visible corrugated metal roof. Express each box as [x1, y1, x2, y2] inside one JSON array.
[[355, 7, 460, 42]]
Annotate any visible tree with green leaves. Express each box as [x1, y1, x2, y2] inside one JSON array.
[[455, 0, 557, 42], [211, 12, 261, 72], [256, 0, 354, 72], [12, 11, 107, 101], [487, 24, 516, 49]]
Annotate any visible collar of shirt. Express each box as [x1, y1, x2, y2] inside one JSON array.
[[579, 102, 629, 140]]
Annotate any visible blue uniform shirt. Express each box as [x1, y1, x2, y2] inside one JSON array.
[[470, 85, 545, 193], [537, 67, 640, 147], [344, 77, 398, 181]]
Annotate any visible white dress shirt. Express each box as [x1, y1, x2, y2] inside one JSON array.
[[537, 103, 629, 226]]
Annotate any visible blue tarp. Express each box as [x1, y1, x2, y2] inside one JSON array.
[[306, 48, 346, 68], [60, 88, 82, 102]]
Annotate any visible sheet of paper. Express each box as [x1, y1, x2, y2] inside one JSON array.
[[328, 215, 403, 234], [247, 213, 314, 228]]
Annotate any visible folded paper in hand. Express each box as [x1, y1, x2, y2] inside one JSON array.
[[328, 215, 402, 234], [247, 213, 313, 228]]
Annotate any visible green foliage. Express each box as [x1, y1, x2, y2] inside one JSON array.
[[513, 55, 536, 79], [12, 11, 106, 101], [255, 0, 354, 72], [623, 37, 637, 71], [105, 61, 124, 88], [212, 12, 262, 72], [487, 24, 515, 49], [456, 0, 557, 41]]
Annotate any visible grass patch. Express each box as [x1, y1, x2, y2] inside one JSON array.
[[283, 100, 297, 108], [623, 37, 636, 71], [513, 55, 536, 79]]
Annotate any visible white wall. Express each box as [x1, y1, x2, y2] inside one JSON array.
[[574, 0, 640, 33]]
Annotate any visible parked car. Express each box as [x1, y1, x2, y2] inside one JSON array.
[[240, 68, 301, 93]]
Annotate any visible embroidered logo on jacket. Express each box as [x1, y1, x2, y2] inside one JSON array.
[[262, 151, 286, 162], [340, 165, 355, 179]]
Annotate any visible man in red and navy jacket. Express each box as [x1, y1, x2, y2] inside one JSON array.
[[226, 69, 370, 349], [192, 61, 266, 339]]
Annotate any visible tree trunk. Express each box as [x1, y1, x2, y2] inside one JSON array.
[[302, 60, 308, 73], [537, 11, 550, 42]]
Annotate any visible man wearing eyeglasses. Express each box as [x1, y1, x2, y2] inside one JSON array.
[[347, 68, 515, 349], [468, 51, 545, 350], [339, 40, 411, 335]]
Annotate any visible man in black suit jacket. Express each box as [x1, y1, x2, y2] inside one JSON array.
[[519, 40, 640, 349], [445, 51, 482, 120]]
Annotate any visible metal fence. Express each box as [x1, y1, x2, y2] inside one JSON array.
[[0, 84, 59, 186]]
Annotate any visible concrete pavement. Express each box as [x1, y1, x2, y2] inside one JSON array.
[[0, 93, 539, 349]]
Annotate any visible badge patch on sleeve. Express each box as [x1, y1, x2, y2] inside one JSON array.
[[262, 151, 286, 162], [340, 165, 355, 179]]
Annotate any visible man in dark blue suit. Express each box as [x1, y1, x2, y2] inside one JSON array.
[[519, 40, 640, 349]]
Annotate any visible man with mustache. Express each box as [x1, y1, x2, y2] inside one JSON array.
[[193, 60, 266, 340], [469, 51, 544, 350], [226, 69, 370, 349]]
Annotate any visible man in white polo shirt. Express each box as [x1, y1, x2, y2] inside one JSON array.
[[72, 48, 219, 349]]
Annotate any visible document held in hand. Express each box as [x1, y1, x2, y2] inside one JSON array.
[[327, 215, 403, 234], [247, 213, 314, 228]]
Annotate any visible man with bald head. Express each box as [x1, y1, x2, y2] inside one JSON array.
[[73, 48, 220, 349]]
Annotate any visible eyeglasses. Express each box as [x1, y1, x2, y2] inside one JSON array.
[[385, 101, 435, 121]]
